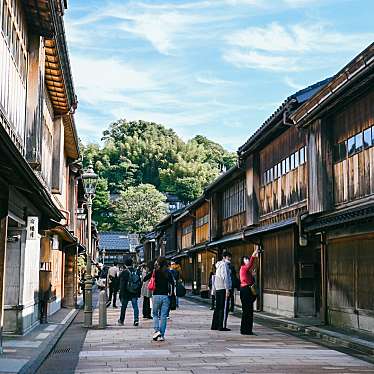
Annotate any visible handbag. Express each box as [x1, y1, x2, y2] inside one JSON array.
[[169, 294, 177, 310], [148, 271, 156, 292], [176, 281, 186, 297], [250, 284, 257, 297]]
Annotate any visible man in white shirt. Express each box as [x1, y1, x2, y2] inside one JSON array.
[[108, 261, 120, 307], [211, 250, 232, 331]]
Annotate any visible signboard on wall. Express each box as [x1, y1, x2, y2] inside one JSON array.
[[26, 216, 38, 240]]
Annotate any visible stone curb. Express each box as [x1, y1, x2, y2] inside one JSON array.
[[185, 294, 374, 357], [18, 308, 80, 374]]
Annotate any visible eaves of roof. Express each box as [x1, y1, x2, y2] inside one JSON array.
[[238, 77, 333, 157], [204, 166, 244, 195], [291, 43, 374, 128]]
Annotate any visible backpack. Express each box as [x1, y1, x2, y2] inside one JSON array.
[[126, 269, 141, 294]]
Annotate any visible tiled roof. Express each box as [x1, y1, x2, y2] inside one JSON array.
[[99, 232, 130, 252]]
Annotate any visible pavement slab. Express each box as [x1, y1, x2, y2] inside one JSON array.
[[42, 296, 374, 373]]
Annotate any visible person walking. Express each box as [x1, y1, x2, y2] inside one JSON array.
[[144, 256, 174, 341], [239, 248, 259, 335], [108, 261, 120, 308], [170, 261, 181, 308], [208, 265, 216, 310], [211, 250, 232, 331], [118, 257, 142, 326], [141, 261, 153, 319]]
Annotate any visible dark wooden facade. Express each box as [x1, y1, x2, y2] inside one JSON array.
[[291, 43, 374, 333], [150, 43, 374, 333]]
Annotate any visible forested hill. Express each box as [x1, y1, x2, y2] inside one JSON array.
[[82, 120, 237, 233]]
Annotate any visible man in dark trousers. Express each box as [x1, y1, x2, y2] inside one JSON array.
[[118, 257, 141, 326], [211, 250, 232, 331]]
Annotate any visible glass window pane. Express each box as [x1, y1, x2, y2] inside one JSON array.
[[263, 172, 266, 185], [347, 136, 356, 156], [372, 125, 374, 146], [278, 163, 281, 177], [281, 160, 286, 175], [295, 151, 299, 168], [269, 167, 273, 182], [364, 128, 371, 149], [299, 148, 305, 164], [355, 133, 363, 152], [290, 153, 295, 169], [273, 165, 278, 179], [285, 157, 290, 173], [304, 146, 307, 162]]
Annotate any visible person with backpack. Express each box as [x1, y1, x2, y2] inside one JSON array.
[[118, 257, 141, 326], [239, 248, 258, 335], [143, 256, 175, 341]]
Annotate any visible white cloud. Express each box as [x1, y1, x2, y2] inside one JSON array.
[[71, 56, 157, 105], [284, 76, 305, 90], [195, 73, 233, 85], [225, 22, 374, 71], [224, 50, 300, 71]]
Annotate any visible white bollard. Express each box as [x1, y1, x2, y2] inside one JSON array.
[[98, 290, 107, 329]]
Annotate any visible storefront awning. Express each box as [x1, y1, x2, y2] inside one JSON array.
[[244, 218, 295, 238], [207, 232, 243, 248], [303, 202, 374, 233]]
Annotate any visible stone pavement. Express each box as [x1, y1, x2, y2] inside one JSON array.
[[0, 306, 79, 374], [74, 298, 374, 374]]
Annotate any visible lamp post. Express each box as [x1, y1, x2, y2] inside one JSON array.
[[102, 248, 106, 265], [81, 164, 98, 328]]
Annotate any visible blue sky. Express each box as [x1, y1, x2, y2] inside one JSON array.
[[65, 0, 374, 151]]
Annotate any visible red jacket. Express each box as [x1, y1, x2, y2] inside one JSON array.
[[239, 256, 256, 287]]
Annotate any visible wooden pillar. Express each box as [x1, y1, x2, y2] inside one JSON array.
[[0, 217, 8, 352], [307, 119, 333, 214], [51, 117, 64, 193], [210, 192, 221, 240], [25, 35, 45, 167], [320, 233, 328, 324], [245, 154, 260, 226]]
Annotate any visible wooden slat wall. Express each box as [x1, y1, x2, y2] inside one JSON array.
[[222, 212, 246, 235], [260, 126, 305, 171], [259, 127, 307, 216], [181, 217, 193, 249], [263, 229, 295, 292], [259, 163, 307, 216], [333, 89, 374, 205], [195, 202, 209, 244], [0, 0, 27, 147]]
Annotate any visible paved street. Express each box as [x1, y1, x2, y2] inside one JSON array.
[[39, 298, 374, 374]]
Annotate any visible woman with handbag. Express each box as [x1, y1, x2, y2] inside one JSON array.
[[144, 256, 174, 342], [239, 248, 258, 335]]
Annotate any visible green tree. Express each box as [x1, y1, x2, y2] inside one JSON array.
[[114, 184, 167, 234], [92, 178, 114, 231]]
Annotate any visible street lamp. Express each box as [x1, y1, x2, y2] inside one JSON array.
[[81, 164, 98, 327]]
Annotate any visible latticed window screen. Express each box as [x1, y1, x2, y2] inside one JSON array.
[[222, 178, 246, 219]]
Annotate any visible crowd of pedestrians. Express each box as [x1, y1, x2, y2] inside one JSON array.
[[90, 247, 258, 341], [95, 256, 183, 342]]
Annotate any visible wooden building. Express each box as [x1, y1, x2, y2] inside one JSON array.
[[238, 78, 331, 317], [149, 42, 374, 335], [291, 43, 374, 333], [0, 0, 87, 340]]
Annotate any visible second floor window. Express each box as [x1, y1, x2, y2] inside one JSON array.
[[222, 178, 246, 219]]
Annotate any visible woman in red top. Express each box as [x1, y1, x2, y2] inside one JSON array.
[[239, 248, 258, 335]]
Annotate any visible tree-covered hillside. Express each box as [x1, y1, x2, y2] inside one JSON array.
[[83, 120, 237, 233]]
